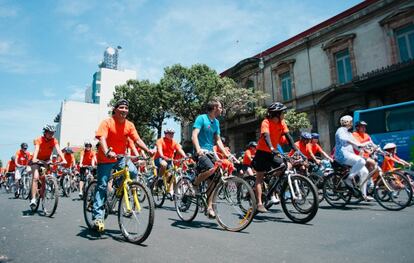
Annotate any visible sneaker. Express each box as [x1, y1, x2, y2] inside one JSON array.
[[29, 198, 37, 210], [207, 208, 216, 219], [363, 195, 374, 202], [93, 219, 105, 232], [270, 195, 280, 204], [78, 192, 83, 199], [166, 192, 174, 201], [257, 204, 268, 213]]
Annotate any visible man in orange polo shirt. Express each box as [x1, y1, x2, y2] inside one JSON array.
[[30, 124, 66, 209], [352, 121, 376, 173], [92, 99, 155, 231], [252, 102, 302, 213], [13, 142, 32, 193]]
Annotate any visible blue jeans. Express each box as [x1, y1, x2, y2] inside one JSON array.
[[92, 158, 138, 220]]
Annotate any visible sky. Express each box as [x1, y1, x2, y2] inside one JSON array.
[[0, 0, 362, 165]]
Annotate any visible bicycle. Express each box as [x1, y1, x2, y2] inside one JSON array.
[[174, 153, 256, 232], [150, 158, 186, 208], [80, 166, 96, 199], [30, 160, 59, 217], [323, 145, 413, 211], [244, 153, 319, 224], [58, 166, 73, 197], [83, 154, 154, 244], [14, 166, 32, 200]]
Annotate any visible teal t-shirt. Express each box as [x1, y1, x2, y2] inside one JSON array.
[[193, 114, 220, 152]]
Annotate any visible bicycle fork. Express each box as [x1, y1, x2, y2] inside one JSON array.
[[123, 178, 141, 213], [287, 174, 303, 200]]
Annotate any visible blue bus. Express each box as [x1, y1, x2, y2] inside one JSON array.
[[354, 100, 414, 162]]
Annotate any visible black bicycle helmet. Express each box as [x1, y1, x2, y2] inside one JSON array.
[[267, 102, 287, 114], [311, 133, 319, 139], [355, 120, 368, 127], [21, 142, 28, 149], [43, 124, 56, 133]]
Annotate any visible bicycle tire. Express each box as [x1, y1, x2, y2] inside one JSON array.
[[83, 181, 97, 229], [41, 175, 59, 217], [214, 176, 257, 232], [151, 178, 165, 208], [280, 174, 318, 224], [22, 174, 32, 200], [118, 181, 154, 244], [323, 174, 351, 208], [374, 171, 413, 211], [308, 173, 325, 203], [62, 175, 71, 197], [174, 177, 198, 222]]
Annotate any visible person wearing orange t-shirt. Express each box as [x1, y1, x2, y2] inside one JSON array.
[[30, 124, 66, 209], [13, 142, 32, 191], [310, 133, 333, 163], [78, 141, 97, 198], [154, 128, 187, 197], [352, 121, 376, 175], [380, 143, 411, 187], [62, 147, 76, 169], [92, 99, 155, 231], [213, 137, 238, 176], [242, 141, 257, 176], [252, 102, 302, 213]]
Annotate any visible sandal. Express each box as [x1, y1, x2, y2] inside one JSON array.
[[257, 204, 268, 213]]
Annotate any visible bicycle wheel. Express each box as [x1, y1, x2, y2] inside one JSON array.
[[62, 175, 71, 197], [118, 181, 154, 244], [280, 174, 318, 224], [41, 175, 59, 217], [83, 181, 97, 229], [213, 176, 257, 232], [174, 177, 198, 222], [22, 174, 32, 200], [374, 171, 413, 211], [323, 174, 351, 208], [150, 178, 165, 208], [308, 173, 324, 203], [237, 175, 257, 213]]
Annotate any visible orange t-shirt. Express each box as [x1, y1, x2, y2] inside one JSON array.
[[310, 143, 323, 155], [243, 148, 256, 166], [81, 150, 96, 166], [7, 160, 16, 172], [95, 117, 139, 164], [352, 131, 371, 157], [63, 153, 75, 168], [289, 141, 312, 159], [154, 137, 181, 159], [213, 145, 230, 160], [381, 154, 402, 172], [15, 150, 31, 165], [34, 136, 58, 161], [256, 119, 289, 153], [127, 137, 143, 156]]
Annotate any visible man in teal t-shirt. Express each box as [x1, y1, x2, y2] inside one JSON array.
[[192, 99, 230, 218]]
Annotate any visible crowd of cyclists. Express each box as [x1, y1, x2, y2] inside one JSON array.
[[0, 98, 413, 244]]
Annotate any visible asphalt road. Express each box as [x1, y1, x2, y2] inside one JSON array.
[[0, 190, 413, 263]]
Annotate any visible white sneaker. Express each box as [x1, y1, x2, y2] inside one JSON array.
[[29, 198, 37, 209], [270, 195, 280, 204]]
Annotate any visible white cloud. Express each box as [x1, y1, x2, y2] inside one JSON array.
[[68, 87, 85, 101], [42, 88, 56, 98]]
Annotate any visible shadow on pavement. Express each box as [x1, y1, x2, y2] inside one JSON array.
[[76, 226, 148, 247], [168, 218, 223, 231]]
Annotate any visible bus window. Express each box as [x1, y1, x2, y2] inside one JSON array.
[[385, 106, 414, 132], [360, 110, 386, 134]]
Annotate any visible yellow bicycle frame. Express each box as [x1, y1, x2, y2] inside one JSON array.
[[111, 165, 141, 213]]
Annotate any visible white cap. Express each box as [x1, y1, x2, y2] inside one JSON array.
[[383, 143, 397, 150]]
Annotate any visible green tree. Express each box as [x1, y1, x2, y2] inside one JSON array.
[[283, 109, 312, 138], [161, 64, 267, 124]]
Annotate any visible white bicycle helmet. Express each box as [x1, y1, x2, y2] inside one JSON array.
[[340, 115, 353, 126], [383, 143, 397, 150]]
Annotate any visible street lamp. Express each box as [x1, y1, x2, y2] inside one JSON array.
[[259, 57, 265, 70]]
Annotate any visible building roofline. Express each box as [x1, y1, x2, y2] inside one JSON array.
[[220, 0, 380, 77]]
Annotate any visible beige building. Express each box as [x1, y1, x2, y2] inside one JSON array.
[[219, 0, 414, 153]]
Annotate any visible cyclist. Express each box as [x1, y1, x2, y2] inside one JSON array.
[[192, 99, 230, 218], [252, 102, 302, 213], [154, 128, 187, 198], [382, 143, 411, 172], [92, 99, 154, 231], [310, 133, 333, 162], [334, 115, 372, 201], [5, 156, 16, 190], [242, 141, 257, 176], [352, 121, 376, 173], [14, 143, 32, 194], [50, 154, 59, 176], [213, 137, 238, 176], [30, 124, 66, 209], [62, 147, 76, 169], [78, 141, 97, 199]]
